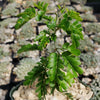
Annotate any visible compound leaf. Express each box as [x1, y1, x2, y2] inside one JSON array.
[[63, 54, 83, 75], [47, 53, 57, 81], [15, 7, 36, 29], [68, 10, 82, 21], [17, 44, 39, 54]]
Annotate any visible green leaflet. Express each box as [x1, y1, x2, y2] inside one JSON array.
[[17, 44, 39, 54], [57, 5, 61, 9], [70, 20, 83, 40], [59, 85, 63, 92], [15, 18, 25, 30], [72, 20, 79, 26], [34, 31, 46, 41], [68, 10, 83, 21], [36, 81, 42, 87], [68, 64, 78, 78], [17, 7, 35, 17], [68, 45, 81, 56], [35, 86, 41, 93], [51, 34, 57, 42], [34, 2, 49, 21], [63, 13, 68, 18], [62, 55, 78, 78], [59, 80, 68, 90], [43, 15, 52, 21], [59, 18, 70, 32], [46, 19, 56, 30], [63, 53, 77, 67], [62, 51, 71, 56], [62, 43, 70, 49], [64, 72, 75, 86], [34, 2, 48, 12], [36, 76, 47, 99], [35, 11, 45, 21], [71, 34, 80, 48], [38, 35, 50, 50], [38, 91, 42, 99], [67, 56, 81, 66]]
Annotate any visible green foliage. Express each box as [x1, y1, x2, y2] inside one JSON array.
[[24, 57, 48, 99], [15, 2, 84, 100], [17, 44, 39, 53], [15, 7, 36, 29], [35, 2, 48, 21], [34, 2, 48, 12]]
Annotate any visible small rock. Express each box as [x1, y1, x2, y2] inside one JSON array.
[[22, 0, 34, 8], [46, 1, 57, 14], [78, 35, 95, 52], [70, 0, 87, 5], [0, 62, 13, 85], [56, 0, 71, 5], [15, 0, 22, 4], [1, 2, 20, 17], [25, 89, 37, 100], [13, 91, 20, 98], [0, 18, 17, 28], [92, 34, 100, 44], [4, 36, 14, 44], [80, 53, 98, 68], [18, 22, 36, 40], [50, 96, 58, 100], [39, 25, 48, 33], [56, 30, 62, 37], [80, 14, 97, 22], [86, 91, 93, 100], [66, 6, 75, 11], [80, 84, 86, 89], [13, 58, 38, 80], [0, 96, 5, 100], [82, 78, 92, 84], [0, 56, 12, 62], [73, 5, 93, 13], [0, 28, 14, 43], [83, 23, 100, 34]]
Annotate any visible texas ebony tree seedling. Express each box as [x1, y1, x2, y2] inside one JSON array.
[[15, 2, 84, 100]]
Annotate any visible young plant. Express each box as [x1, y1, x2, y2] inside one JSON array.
[[15, 2, 84, 100]]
